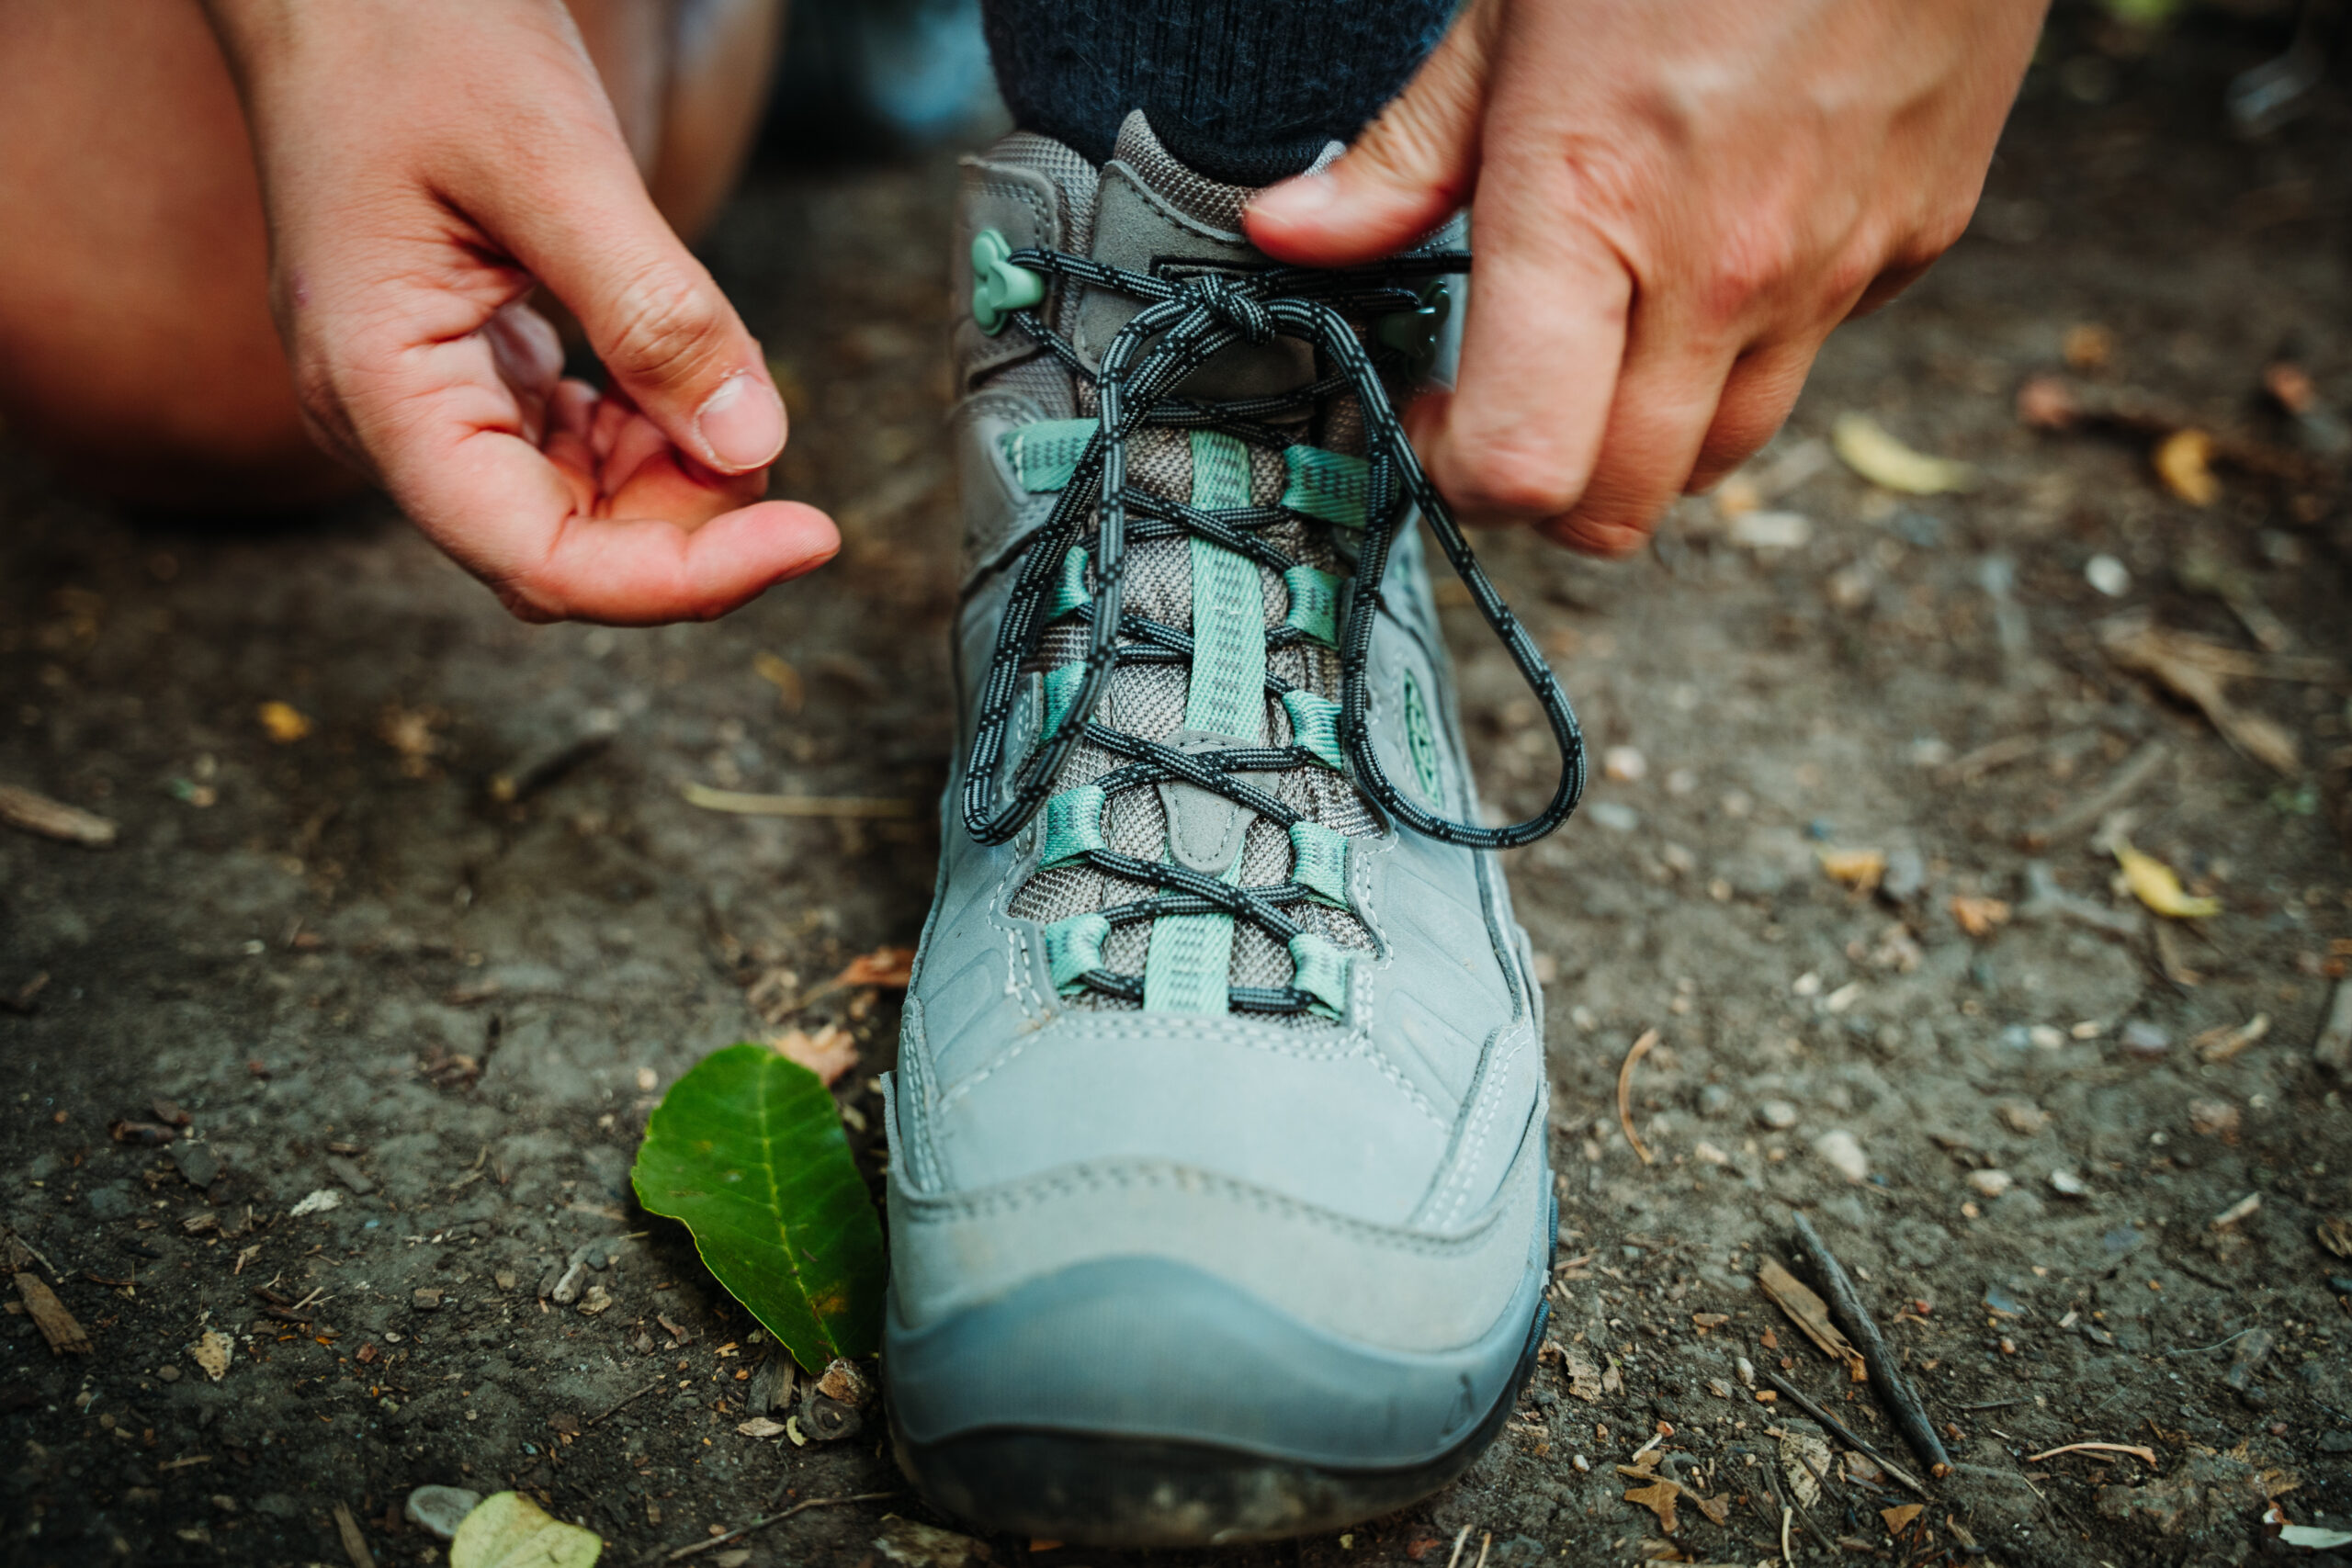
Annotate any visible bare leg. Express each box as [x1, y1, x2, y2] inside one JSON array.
[[0, 0, 783, 509]]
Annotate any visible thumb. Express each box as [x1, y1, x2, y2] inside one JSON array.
[[492, 143, 785, 476], [1246, 0, 1497, 265]]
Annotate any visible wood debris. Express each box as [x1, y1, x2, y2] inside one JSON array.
[[2026, 1440, 2157, 1465], [682, 784, 916, 818], [2193, 1013, 2269, 1063], [1615, 1029, 1661, 1166], [1791, 1211, 1951, 1477], [0, 784, 117, 847], [1757, 1259, 1865, 1382], [2098, 615, 2300, 776], [13, 1270, 90, 1355], [1881, 1503, 1925, 1537]]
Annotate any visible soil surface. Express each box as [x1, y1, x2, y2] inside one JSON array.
[[5, 8, 2351, 1566]]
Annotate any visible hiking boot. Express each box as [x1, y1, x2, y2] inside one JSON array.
[[880, 111, 1587, 1547]]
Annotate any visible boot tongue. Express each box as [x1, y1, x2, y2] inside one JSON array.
[[1073, 112, 1340, 399]]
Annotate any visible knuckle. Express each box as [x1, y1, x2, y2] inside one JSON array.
[[1451, 435, 1588, 520], [602, 264, 727, 385]]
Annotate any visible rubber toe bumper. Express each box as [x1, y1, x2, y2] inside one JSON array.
[[885, 1244, 1551, 1546]]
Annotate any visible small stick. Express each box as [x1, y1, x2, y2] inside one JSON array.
[[1615, 1029, 1660, 1166], [2021, 739, 2169, 850], [1442, 1524, 1470, 1568], [2025, 1441, 2158, 1466], [1791, 1210, 1952, 1478], [681, 784, 916, 819], [664, 1492, 897, 1562], [1756, 1439, 1833, 1556], [586, 1379, 662, 1427], [1761, 1370, 1932, 1499]]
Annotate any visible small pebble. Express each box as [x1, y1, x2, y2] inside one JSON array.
[[2120, 1020, 2171, 1059], [405, 1485, 482, 1541], [1757, 1100, 1799, 1131], [1967, 1169, 2015, 1197], [1603, 746, 1647, 783], [156, 1365, 181, 1383], [1586, 801, 1640, 833], [2085, 554, 2132, 597], [413, 1288, 444, 1311], [1814, 1129, 1868, 1184], [2049, 1168, 2089, 1198], [1736, 1357, 1756, 1388]]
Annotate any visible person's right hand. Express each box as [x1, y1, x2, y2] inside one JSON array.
[[201, 0, 836, 625]]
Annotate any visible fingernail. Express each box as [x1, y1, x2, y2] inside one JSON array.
[[1251, 172, 1337, 223], [695, 372, 786, 471]]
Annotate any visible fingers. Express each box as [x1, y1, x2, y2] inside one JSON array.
[[380, 332, 836, 625], [1538, 320, 1738, 557], [1245, 0, 1497, 265], [1686, 336, 1823, 494], [1413, 160, 1634, 537], [480, 126, 787, 478]]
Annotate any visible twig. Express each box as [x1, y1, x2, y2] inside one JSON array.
[[664, 1492, 897, 1561], [681, 784, 915, 819], [1952, 1398, 2030, 1412], [1615, 1029, 1660, 1166], [586, 1379, 662, 1427], [1443, 1524, 1472, 1568], [332, 1501, 377, 1568], [1756, 1439, 1833, 1556], [1761, 1370, 1933, 1499], [2020, 739, 2169, 850], [2024, 1441, 2158, 1466], [1791, 1210, 1952, 1478]]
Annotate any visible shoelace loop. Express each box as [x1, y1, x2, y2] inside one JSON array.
[[960, 246, 1587, 868]]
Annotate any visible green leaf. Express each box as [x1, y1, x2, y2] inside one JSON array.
[[631, 1043, 885, 1371], [448, 1492, 602, 1568]]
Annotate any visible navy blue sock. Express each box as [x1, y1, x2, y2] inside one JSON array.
[[979, 0, 1456, 185]]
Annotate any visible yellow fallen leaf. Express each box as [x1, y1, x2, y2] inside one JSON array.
[[1882, 1503, 1926, 1536], [449, 1491, 602, 1568], [256, 701, 311, 744], [1817, 847, 1886, 892], [1831, 413, 1975, 495], [2113, 840, 2221, 919], [2154, 428, 2219, 505]]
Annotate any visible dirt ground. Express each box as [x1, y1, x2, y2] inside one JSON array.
[[5, 8, 2351, 1567]]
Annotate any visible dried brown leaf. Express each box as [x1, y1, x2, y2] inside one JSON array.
[[1623, 1479, 1682, 1534], [1757, 1258, 1866, 1382], [1881, 1503, 1925, 1537], [14, 1272, 90, 1355], [1950, 896, 2013, 938], [833, 946, 914, 989], [769, 1025, 859, 1087]]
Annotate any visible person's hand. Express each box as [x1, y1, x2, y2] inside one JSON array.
[[1247, 0, 2047, 556], [201, 0, 836, 623]]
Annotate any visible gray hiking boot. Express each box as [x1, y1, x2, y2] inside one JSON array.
[[880, 111, 1587, 1547]]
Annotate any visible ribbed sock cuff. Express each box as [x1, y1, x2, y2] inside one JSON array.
[[980, 0, 1455, 185]]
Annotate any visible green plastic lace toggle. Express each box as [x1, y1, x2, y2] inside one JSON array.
[[1043, 913, 1113, 995], [1039, 784, 1106, 868], [1377, 278, 1452, 382], [1288, 821, 1350, 908], [1287, 932, 1353, 1018], [971, 229, 1046, 335]]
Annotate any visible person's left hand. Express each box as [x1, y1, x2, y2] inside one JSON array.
[[1246, 0, 2048, 557]]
